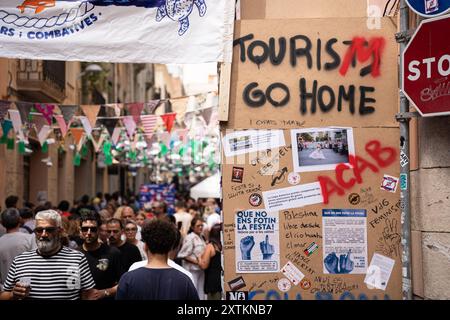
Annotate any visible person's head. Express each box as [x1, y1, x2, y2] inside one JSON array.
[[106, 218, 123, 246], [189, 215, 204, 236], [79, 210, 102, 245], [188, 204, 199, 217], [141, 219, 177, 255], [43, 201, 52, 210], [96, 192, 103, 199], [105, 203, 116, 216], [113, 206, 125, 220], [19, 207, 34, 220], [209, 223, 222, 251], [136, 211, 146, 227], [124, 220, 138, 243], [98, 223, 108, 244], [152, 201, 166, 217], [57, 200, 70, 212], [80, 195, 90, 205], [98, 209, 111, 222], [34, 210, 63, 255], [121, 206, 136, 221], [5, 195, 19, 209], [1, 208, 21, 230], [186, 197, 196, 207], [104, 193, 111, 202], [24, 202, 35, 210], [175, 200, 186, 212]]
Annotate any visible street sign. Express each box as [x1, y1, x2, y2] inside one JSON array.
[[406, 0, 450, 17], [402, 14, 450, 117]]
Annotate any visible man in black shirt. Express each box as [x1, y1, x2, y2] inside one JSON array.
[[106, 218, 142, 273], [116, 219, 199, 300], [80, 212, 123, 300]]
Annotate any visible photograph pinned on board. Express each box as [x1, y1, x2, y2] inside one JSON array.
[[290, 127, 355, 173], [231, 167, 244, 183]]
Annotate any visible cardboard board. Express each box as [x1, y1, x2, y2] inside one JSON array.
[[227, 18, 399, 129], [221, 15, 401, 300]]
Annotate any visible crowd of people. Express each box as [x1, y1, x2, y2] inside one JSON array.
[[0, 192, 223, 300]]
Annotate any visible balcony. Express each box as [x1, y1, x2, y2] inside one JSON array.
[[16, 60, 66, 102]]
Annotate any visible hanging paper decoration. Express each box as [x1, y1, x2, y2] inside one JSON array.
[[60, 105, 79, 128], [18, 141, 26, 154], [7, 138, 15, 150], [123, 116, 137, 139], [1, 120, 13, 138], [103, 141, 113, 166], [81, 143, 89, 158], [41, 141, 48, 153], [38, 125, 51, 146], [176, 129, 189, 145], [15, 102, 33, 124], [200, 107, 214, 126], [34, 103, 55, 125], [145, 100, 160, 115], [97, 118, 119, 138], [80, 105, 101, 128], [160, 132, 171, 149], [8, 110, 26, 142], [111, 127, 122, 145], [80, 116, 93, 137], [0, 100, 11, 122], [73, 153, 81, 166], [70, 128, 84, 146], [141, 115, 158, 140], [126, 103, 144, 125], [54, 115, 68, 137], [160, 113, 177, 133], [183, 111, 195, 128], [159, 142, 168, 158]]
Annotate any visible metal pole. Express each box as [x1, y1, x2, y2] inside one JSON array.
[[398, 0, 413, 300]]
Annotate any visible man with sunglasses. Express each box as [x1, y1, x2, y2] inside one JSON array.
[[79, 211, 123, 300], [106, 218, 142, 273], [0, 210, 96, 300]]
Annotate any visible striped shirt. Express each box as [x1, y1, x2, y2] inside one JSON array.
[[3, 247, 95, 300]]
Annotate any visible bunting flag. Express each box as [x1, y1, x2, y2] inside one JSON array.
[[60, 105, 79, 126], [97, 118, 119, 138], [161, 113, 177, 133], [54, 115, 68, 137], [38, 125, 51, 146], [80, 116, 93, 137], [102, 104, 122, 117], [31, 114, 48, 136], [127, 103, 144, 125], [145, 100, 160, 115], [177, 129, 189, 145], [123, 116, 137, 139], [183, 111, 195, 128], [160, 132, 171, 149], [1, 120, 13, 142], [80, 105, 101, 128], [111, 127, 123, 146], [15, 102, 34, 123], [34, 103, 55, 125], [0, 100, 11, 122], [141, 115, 158, 140], [70, 128, 84, 146], [8, 109, 26, 141], [91, 130, 105, 153], [77, 134, 87, 152], [200, 107, 214, 126]]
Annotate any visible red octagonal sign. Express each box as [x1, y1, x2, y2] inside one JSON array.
[[402, 14, 450, 117]]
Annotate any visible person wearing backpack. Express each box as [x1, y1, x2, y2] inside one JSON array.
[[19, 208, 35, 234]]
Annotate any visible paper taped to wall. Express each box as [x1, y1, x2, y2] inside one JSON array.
[[262, 182, 323, 211]]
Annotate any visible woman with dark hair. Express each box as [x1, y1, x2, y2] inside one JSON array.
[[177, 215, 206, 300], [199, 223, 222, 300]]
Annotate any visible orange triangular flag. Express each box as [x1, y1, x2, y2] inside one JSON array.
[[70, 128, 84, 146], [80, 105, 101, 128], [160, 113, 177, 133]]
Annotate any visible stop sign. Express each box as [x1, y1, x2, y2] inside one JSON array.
[[402, 14, 450, 117]]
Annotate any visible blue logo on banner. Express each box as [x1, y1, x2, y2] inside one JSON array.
[[405, 0, 450, 17]]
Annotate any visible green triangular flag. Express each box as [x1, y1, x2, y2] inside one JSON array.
[[73, 153, 81, 166], [7, 138, 15, 150], [81, 144, 88, 157], [105, 155, 113, 166], [18, 141, 26, 154], [41, 141, 48, 153], [202, 141, 208, 149], [178, 146, 186, 156], [128, 150, 137, 161], [159, 143, 168, 157]]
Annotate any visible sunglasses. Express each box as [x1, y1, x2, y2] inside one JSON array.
[[81, 226, 98, 233], [34, 227, 58, 235], [125, 228, 137, 232]]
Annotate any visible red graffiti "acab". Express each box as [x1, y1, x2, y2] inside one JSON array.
[[318, 141, 397, 204]]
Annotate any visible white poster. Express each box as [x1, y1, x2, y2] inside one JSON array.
[[322, 209, 368, 274], [262, 182, 323, 211], [235, 210, 280, 273], [222, 130, 286, 157], [290, 127, 355, 173], [364, 253, 395, 291], [0, 0, 233, 63]]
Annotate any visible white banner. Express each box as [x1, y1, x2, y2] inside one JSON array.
[[0, 0, 233, 63]]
